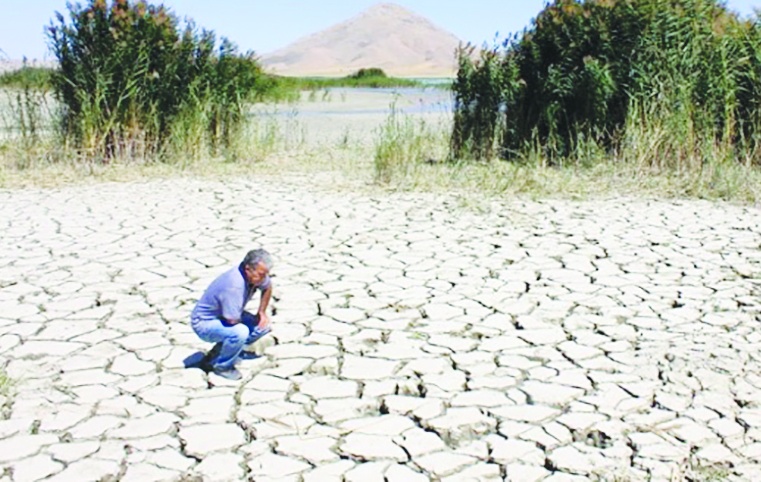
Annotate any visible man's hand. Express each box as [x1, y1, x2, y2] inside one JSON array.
[[257, 284, 273, 331], [257, 312, 270, 330]]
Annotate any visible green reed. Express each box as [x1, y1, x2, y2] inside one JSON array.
[[451, 0, 761, 171], [46, 0, 268, 162]]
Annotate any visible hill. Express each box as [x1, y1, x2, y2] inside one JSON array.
[[261, 3, 461, 78]]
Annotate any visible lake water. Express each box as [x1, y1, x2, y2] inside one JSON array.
[[248, 87, 454, 148], [253, 87, 454, 118]]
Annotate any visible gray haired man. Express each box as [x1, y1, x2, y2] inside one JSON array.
[[190, 249, 274, 380]]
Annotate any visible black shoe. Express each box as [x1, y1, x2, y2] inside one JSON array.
[[201, 342, 223, 371], [207, 342, 223, 359], [212, 367, 242, 380]]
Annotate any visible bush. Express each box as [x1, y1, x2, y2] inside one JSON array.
[[349, 68, 388, 79], [451, 0, 761, 167], [47, 0, 266, 160]]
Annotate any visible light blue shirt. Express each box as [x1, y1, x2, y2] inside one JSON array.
[[191, 264, 271, 323]]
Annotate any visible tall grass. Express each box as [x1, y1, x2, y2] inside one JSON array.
[[373, 105, 761, 203], [374, 100, 449, 184], [450, 0, 761, 172], [0, 70, 55, 170], [46, 0, 268, 162]]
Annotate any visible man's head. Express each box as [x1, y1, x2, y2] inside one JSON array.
[[242, 249, 273, 286]]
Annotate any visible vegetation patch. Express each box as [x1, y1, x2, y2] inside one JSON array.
[[0, 369, 12, 396], [0, 67, 52, 90], [0, 368, 15, 416], [450, 0, 761, 171], [262, 68, 423, 102], [47, 0, 270, 162]]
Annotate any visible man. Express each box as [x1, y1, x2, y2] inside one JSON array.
[[190, 249, 274, 380]]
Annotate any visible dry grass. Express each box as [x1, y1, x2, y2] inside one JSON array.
[[371, 111, 761, 205], [379, 157, 761, 203]]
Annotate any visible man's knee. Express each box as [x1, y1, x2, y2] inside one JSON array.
[[226, 324, 249, 345]]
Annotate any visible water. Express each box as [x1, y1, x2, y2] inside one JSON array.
[[252, 87, 454, 118], [407, 77, 454, 87]]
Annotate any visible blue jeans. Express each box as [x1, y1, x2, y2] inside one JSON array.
[[191, 311, 270, 370]]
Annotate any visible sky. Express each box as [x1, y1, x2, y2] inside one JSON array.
[[1, 0, 759, 61]]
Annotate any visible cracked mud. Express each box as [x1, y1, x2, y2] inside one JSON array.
[[0, 178, 760, 481]]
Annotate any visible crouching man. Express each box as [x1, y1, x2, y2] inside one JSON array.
[[191, 249, 273, 380]]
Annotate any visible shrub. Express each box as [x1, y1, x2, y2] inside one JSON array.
[[47, 0, 266, 160], [349, 68, 388, 79], [451, 0, 761, 167]]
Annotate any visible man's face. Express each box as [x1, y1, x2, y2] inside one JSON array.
[[245, 262, 269, 286]]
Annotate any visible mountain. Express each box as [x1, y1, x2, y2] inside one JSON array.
[[261, 3, 462, 78]]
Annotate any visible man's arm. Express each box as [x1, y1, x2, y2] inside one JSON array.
[[257, 284, 273, 329], [219, 288, 243, 325]]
